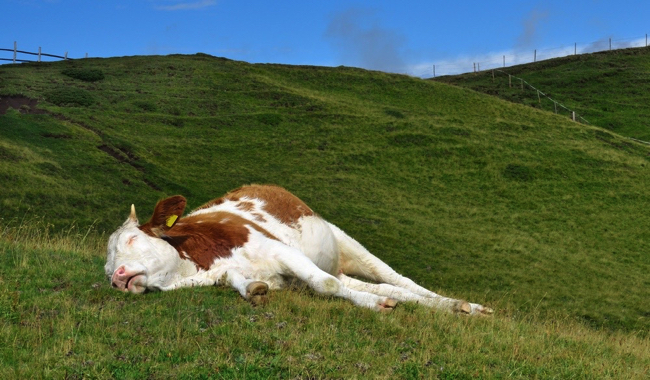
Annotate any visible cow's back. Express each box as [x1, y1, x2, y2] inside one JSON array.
[[196, 185, 314, 224], [191, 185, 339, 275]]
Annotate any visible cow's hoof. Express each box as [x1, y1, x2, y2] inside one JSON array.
[[246, 281, 269, 306], [453, 301, 472, 314], [478, 306, 494, 315], [379, 298, 397, 313], [246, 281, 268, 296]]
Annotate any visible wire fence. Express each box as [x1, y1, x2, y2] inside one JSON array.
[[491, 69, 589, 124], [0, 41, 86, 64], [451, 62, 650, 145], [417, 33, 650, 78]]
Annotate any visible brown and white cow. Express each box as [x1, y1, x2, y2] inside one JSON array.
[[105, 185, 492, 315]]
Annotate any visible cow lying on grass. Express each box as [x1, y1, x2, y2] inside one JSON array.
[[105, 185, 492, 315]]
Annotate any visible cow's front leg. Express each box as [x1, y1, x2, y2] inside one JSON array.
[[158, 269, 268, 306], [158, 272, 218, 291], [220, 269, 269, 306]]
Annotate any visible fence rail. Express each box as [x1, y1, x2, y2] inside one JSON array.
[[0, 41, 82, 64]]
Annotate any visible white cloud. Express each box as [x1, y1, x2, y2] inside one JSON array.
[[154, 0, 217, 11]]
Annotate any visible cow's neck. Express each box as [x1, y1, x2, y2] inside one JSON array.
[[177, 254, 201, 277]]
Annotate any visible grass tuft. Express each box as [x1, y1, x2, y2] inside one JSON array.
[[61, 68, 105, 82], [45, 87, 95, 107]]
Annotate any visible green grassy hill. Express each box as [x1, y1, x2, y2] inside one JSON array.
[[432, 46, 650, 141], [1, 54, 649, 378]]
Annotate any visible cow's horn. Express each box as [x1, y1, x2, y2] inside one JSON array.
[[129, 204, 138, 222]]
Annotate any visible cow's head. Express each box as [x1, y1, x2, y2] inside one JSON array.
[[105, 196, 194, 293]]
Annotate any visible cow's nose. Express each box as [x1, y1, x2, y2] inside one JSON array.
[[111, 265, 129, 291]]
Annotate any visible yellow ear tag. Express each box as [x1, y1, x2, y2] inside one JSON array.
[[165, 215, 178, 228]]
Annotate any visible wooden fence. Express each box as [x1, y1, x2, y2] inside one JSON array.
[[0, 41, 85, 64]]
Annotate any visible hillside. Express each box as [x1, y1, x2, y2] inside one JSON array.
[[0, 54, 649, 377], [432, 46, 650, 142]]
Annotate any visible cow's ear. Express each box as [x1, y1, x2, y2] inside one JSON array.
[[140, 195, 186, 238]]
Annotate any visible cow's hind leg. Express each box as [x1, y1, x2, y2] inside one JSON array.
[[339, 274, 471, 313], [264, 239, 397, 312], [328, 223, 493, 315]]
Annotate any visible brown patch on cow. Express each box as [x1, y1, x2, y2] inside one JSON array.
[[162, 213, 251, 270], [181, 212, 277, 241], [236, 201, 255, 212], [223, 184, 314, 224], [251, 213, 267, 223]]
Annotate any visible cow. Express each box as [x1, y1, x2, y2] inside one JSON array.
[[105, 184, 493, 315]]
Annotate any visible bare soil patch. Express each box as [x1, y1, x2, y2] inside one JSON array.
[[0, 95, 47, 115]]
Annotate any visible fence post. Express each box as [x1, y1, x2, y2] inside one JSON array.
[[572, 111, 576, 122], [537, 90, 541, 104], [509, 74, 512, 88], [433, 65, 435, 77], [477, 62, 480, 72], [534, 49, 537, 62], [521, 78, 523, 90], [575, 43, 577, 55], [473, 62, 476, 73], [492, 70, 495, 82], [13, 41, 17, 63], [609, 38, 611, 50], [554, 101, 558, 114], [38, 47, 42, 62]]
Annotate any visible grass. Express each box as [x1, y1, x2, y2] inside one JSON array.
[[1, 223, 648, 379], [0, 53, 649, 377], [432, 46, 650, 141]]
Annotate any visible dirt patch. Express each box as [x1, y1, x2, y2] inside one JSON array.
[[98, 144, 129, 163], [98, 144, 160, 191], [53, 114, 104, 136], [143, 178, 162, 191], [0, 95, 47, 115], [42, 133, 72, 139]]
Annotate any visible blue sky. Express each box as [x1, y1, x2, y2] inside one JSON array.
[[2, 0, 649, 76]]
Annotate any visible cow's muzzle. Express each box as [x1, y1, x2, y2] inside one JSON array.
[[111, 265, 146, 293]]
